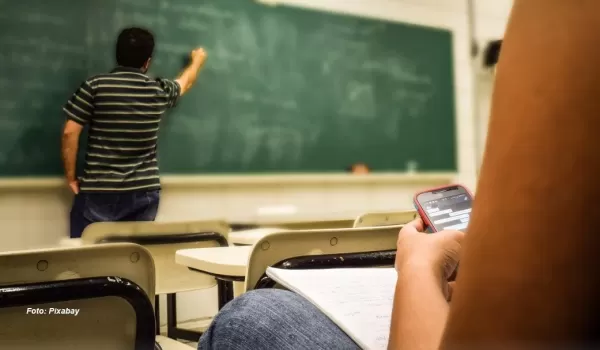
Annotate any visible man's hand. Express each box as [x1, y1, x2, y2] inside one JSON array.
[[395, 217, 465, 300], [68, 180, 79, 195], [191, 48, 207, 65], [176, 48, 207, 96]]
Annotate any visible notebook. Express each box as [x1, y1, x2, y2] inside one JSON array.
[[265, 267, 397, 350]]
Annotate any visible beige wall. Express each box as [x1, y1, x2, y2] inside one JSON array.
[[473, 0, 513, 167], [0, 0, 514, 326]]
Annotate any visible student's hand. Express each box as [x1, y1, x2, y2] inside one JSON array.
[[395, 218, 465, 300], [191, 48, 207, 64], [68, 180, 79, 195]]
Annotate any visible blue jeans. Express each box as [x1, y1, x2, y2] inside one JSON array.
[[69, 190, 160, 238], [199, 289, 360, 350]]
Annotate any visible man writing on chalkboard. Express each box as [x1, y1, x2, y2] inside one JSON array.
[[61, 27, 207, 238]]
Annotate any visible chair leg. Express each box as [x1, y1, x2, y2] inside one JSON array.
[[216, 280, 234, 309], [155, 295, 160, 335], [166, 293, 202, 341], [166, 293, 176, 339]]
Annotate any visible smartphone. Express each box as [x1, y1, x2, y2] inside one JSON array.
[[413, 184, 473, 232]]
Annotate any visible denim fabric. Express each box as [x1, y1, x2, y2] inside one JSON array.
[[69, 190, 160, 238], [199, 289, 360, 350]]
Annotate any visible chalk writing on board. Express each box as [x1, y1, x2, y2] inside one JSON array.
[[218, 119, 247, 166], [115, 10, 167, 28], [261, 16, 296, 57], [0, 12, 67, 26], [0, 0, 456, 175], [1, 35, 86, 55], [165, 114, 219, 167], [339, 39, 371, 53], [178, 18, 210, 32], [0, 117, 21, 134], [394, 89, 433, 117], [238, 127, 262, 167], [116, 0, 155, 9], [0, 51, 85, 73], [0, 100, 17, 112], [362, 59, 431, 85], [215, 109, 313, 168], [259, 98, 298, 111], [233, 16, 261, 55], [159, 43, 193, 55], [165, 3, 235, 19], [31, 100, 44, 110], [320, 22, 361, 37], [213, 41, 245, 63], [265, 127, 304, 166], [202, 14, 260, 77], [338, 81, 376, 119], [231, 90, 255, 103]]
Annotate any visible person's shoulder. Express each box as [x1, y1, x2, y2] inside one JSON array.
[[93, 70, 152, 83], [85, 73, 115, 88], [154, 76, 177, 84], [153, 77, 180, 90], [71, 75, 102, 93]]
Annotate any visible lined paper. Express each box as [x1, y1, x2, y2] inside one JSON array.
[[266, 267, 397, 350]]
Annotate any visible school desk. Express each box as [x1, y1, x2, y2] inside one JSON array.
[[175, 246, 250, 308]]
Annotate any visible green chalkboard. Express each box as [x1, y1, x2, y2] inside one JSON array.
[[0, 0, 456, 176]]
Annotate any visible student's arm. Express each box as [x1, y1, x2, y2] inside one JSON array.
[[440, 0, 600, 348], [62, 81, 94, 194], [389, 267, 449, 350], [388, 219, 463, 350], [175, 48, 207, 96]]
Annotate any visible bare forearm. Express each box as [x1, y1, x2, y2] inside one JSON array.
[[61, 133, 79, 182], [388, 266, 449, 350], [441, 1, 600, 348], [177, 58, 204, 94]]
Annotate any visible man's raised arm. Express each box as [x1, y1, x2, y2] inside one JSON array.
[[175, 48, 207, 96]]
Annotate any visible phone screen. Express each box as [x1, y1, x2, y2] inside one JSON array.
[[417, 187, 472, 232]]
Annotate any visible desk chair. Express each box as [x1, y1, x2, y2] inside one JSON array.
[[353, 210, 416, 228], [0, 243, 193, 350], [244, 225, 402, 291], [82, 220, 229, 342], [228, 219, 354, 246], [273, 219, 355, 230]]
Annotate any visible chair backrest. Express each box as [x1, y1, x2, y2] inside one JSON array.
[[268, 219, 355, 230], [0, 243, 155, 350], [353, 210, 416, 228], [245, 225, 401, 290], [82, 220, 230, 294]]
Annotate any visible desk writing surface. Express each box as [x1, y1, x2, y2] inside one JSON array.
[[175, 246, 250, 277], [0, 0, 456, 176]]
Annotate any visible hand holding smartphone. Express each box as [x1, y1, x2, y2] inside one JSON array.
[[413, 184, 473, 233]]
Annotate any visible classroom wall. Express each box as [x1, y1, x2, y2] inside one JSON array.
[[473, 0, 513, 168], [0, 0, 514, 326]]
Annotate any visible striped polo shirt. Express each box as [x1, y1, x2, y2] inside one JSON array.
[[62, 66, 180, 193]]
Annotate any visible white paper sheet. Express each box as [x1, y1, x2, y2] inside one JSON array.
[[266, 267, 397, 350]]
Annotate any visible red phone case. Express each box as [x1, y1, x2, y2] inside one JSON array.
[[413, 184, 473, 232]]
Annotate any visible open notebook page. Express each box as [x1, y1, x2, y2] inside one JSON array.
[[266, 267, 397, 350]]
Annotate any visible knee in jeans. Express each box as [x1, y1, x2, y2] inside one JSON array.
[[212, 289, 299, 327], [220, 289, 291, 313]]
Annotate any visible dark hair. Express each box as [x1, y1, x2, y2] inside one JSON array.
[[116, 27, 155, 68]]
